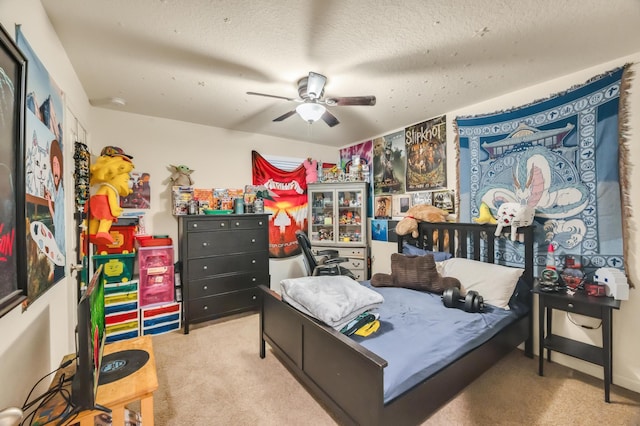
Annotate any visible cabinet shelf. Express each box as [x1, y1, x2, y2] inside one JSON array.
[[543, 335, 603, 366]]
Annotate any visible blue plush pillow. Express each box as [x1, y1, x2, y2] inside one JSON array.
[[402, 242, 452, 261]]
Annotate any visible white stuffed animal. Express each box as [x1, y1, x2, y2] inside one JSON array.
[[494, 203, 535, 241]]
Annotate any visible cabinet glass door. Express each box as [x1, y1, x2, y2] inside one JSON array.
[[309, 189, 335, 243], [336, 189, 364, 243]]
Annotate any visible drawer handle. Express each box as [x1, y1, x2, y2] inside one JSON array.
[[258, 221, 263, 226], [252, 277, 256, 282], [203, 285, 208, 290], [235, 222, 240, 226], [220, 223, 225, 227], [252, 259, 256, 264], [192, 223, 198, 228], [568, 303, 574, 309], [202, 242, 209, 247], [252, 295, 257, 300], [203, 265, 208, 270], [203, 306, 208, 310], [251, 238, 256, 243]]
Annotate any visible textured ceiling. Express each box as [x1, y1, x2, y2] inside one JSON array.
[[41, 0, 640, 147]]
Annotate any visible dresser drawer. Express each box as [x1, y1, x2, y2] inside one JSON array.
[[544, 296, 603, 318], [335, 247, 367, 259], [188, 253, 268, 280], [345, 258, 365, 270], [187, 288, 259, 321], [187, 272, 269, 299], [187, 229, 268, 257], [184, 218, 231, 232], [184, 216, 268, 232], [350, 270, 366, 281]]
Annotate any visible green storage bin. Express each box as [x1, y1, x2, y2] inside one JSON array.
[[93, 253, 136, 283]]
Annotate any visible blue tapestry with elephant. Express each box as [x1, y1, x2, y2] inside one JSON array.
[[455, 65, 633, 276]]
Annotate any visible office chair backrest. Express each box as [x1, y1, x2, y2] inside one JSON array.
[[295, 230, 318, 276]]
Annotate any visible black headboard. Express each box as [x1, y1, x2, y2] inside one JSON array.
[[396, 222, 535, 290]]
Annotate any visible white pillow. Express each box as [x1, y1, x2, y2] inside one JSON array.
[[440, 258, 524, 310]]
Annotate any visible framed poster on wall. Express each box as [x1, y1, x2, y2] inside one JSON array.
[[0, 23, 27, 317]]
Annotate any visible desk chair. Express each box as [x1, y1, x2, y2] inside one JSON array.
[[295, 230, 356, 280]]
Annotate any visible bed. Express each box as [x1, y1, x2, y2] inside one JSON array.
[[259, 222, 534, 426]]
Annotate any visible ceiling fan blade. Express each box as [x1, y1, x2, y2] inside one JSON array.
[[273, 110, 297, 122], [306, 72, 327, 100], [321, 110, 340, 127], [325, 96, 376, 106], [247, 92, 297, 102]]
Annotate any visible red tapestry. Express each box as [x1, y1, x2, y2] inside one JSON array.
[[252, 151, 308, 258]]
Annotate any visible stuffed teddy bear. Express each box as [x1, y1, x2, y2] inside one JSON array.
[[395, 204, 449, 238]]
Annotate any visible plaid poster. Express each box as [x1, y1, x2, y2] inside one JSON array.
[[455, 66, 633, 276]]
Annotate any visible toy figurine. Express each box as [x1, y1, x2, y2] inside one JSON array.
[[87, 146, 135, 245], [303, 158, 318, 183], [169, 164, 195, 186]]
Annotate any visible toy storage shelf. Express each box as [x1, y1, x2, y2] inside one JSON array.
[[104, 280, 140, 343], [138, 245, 175, 307], [141, 302, 182, 336]]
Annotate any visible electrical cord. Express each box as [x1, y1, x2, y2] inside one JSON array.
[[19, 358, 75, 426], [567, 312, 602, 330]]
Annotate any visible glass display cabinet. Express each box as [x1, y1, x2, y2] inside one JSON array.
[[307, 182, 369, 280]]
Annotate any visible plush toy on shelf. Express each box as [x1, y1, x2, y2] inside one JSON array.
[[87, 146, 135, 245], [168, 164, 195, 186], [394, 204, 449, 238], [302, 158, 318, 184]]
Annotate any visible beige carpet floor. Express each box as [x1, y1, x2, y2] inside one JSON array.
[[150, 313, 640, 425]]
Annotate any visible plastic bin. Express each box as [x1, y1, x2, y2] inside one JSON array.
[[94, 225, 137, 254], [93, 252, 136, 283]]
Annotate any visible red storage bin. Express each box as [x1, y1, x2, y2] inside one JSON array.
[[95, 225, 137, 254]]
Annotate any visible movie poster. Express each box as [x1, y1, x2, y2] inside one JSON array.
[[373, 130, 405, 195], [121, 172, 151, 209], [405, 116, 447, 191]]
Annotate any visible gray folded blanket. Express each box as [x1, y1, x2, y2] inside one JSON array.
[[280, 276, 384, 330]]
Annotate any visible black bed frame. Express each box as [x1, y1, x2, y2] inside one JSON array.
[[259, 222, 534, 425]]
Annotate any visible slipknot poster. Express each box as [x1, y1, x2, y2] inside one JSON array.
[[252, 151, 308, 258], [405, 115, 447, 191]]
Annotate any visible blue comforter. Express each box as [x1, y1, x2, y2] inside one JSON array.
[[352, 281, 523, 403]]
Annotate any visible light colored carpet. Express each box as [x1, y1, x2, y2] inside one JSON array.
[[150, 313, 640, 425]]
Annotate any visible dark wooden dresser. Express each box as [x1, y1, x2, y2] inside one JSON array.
[[178, 214, 270, 333]]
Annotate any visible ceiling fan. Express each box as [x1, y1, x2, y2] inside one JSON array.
[[247, 72, 376, 127]]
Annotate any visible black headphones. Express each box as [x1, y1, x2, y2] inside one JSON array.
[[442, 287, 485, 313]]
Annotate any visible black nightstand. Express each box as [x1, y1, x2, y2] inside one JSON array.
[[533, 285, 621, 402]]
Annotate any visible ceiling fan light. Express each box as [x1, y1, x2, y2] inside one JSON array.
[[296, 103, 326, 123]]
